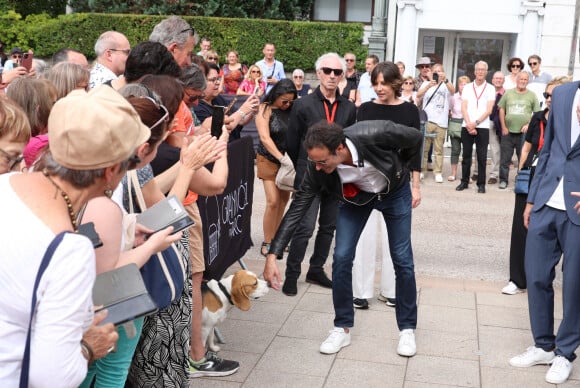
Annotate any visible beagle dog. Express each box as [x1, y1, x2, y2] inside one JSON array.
[[201, 270, 269, 351]]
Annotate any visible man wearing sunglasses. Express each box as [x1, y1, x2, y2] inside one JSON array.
[[527, 54, 553, 107], [265, 52, 356, 297], [414, 56, 432, 91]]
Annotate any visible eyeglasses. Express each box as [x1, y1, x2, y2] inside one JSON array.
[[184, 88, 204, 103], [511, 64, 521, 68], [543, 92, 552, 99], [293, 75, 303, 79], [418, 65, 430, 69], [207, 76, 222, 83], [307, 156, 329, 166], [528, 62, 538, 66], [126, 155, 141, 170], [109, 48, 131, 55], [207, 56, 218, 61], [320, 67, 343, 76], [475, 68, 487, 72], [251, 70, 261, 74], [403, 81, 414, 85], [345, 59, 355, 62], [179, 27, 195, 36], [141, 96, 169, 131], [0, 148, 23, 171]]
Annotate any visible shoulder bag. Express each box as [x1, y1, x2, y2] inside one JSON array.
[[126, 171, 186, 310], [20, 232, 69, 388]]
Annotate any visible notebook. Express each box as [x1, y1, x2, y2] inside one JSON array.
[[93, 263, 158, 326], [136, 194, 194, 235]]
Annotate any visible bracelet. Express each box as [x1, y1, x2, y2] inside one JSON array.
[[80, 339, 94, 365], [236, 110, 246, 120]]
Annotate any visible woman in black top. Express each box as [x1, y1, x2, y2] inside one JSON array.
[[255, 79, 297, 256]]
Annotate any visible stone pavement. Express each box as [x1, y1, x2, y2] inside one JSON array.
[[191, 159, 572, 388]]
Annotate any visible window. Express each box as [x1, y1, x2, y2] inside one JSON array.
[[313, 0, 374, 23]]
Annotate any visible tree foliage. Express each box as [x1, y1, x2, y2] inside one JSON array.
[[13, 0, 67, 18], [67, 0, 314, 20]]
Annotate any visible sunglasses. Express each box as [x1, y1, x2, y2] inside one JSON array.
[[184, 88, 204, 103], [11, 54, 22, 59], [528, 62, 538, 66], [418, 65, 430, 69], [207, 56, 218, 61], [345, 59, 355, 62], [320, 67, 343, 76], [109, 48, 131, 55], [543, 92, 552, 99], [293, 75, 303, 79], [0, 148, 23, 171], [141, 96, 169, 130], [251, 70, 261, 74], [280, 99, 293, 106], [511, 64, 521, 68], [179, 27, 195, 36]]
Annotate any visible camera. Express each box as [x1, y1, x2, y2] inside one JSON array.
[[432, 73, 439, 82]]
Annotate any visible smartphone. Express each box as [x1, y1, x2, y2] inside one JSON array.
[[224, 98, 237, 115], [432, 72, 439, 82], [78, 222, 104, 248], [211, 106, 225, 138], [253, 85, 260, 95], [21, 52, 33, 72]]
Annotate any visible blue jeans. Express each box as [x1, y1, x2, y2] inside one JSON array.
[[333, 183, 417, 329]]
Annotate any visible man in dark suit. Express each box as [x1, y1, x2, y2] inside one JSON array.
[[509, 80, 580, 385]]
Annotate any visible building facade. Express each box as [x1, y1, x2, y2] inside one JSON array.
[[313, 0, 580, 82]]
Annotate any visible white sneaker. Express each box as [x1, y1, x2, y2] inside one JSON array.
[[420, 173, 424, 181], [397, 329, 416, 357], [319, 327, 351, 354], [502, 281, 525, 295], [545, 356, 572, 384], [509, 346, 555, 367], [435, 174, 443, 183]]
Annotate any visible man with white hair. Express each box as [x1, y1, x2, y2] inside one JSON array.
[[89, 31, 131, 89]]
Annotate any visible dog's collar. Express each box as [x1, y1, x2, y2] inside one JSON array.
[[218, 281, 234, 305]]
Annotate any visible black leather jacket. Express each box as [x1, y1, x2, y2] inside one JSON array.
[[269, 120, 423, 257]]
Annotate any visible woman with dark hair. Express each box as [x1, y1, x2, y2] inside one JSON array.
[[255, 78, 297, 256], [504, 57, 524, 90], [350, 62, 421, 345]]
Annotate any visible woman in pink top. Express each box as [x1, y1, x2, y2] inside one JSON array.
[[237, 65, 266, 97]]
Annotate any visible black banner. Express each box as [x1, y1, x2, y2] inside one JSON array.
[[199, 136, 255, 280]]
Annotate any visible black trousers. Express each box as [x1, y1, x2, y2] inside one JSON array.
[[509, 193, 528, 289], [460, 127, 489, 186]]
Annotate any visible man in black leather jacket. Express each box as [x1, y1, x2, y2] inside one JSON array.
[[264, 119, 423, 357]]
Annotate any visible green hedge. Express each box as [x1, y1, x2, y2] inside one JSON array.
[[0, 12, 366, 71]]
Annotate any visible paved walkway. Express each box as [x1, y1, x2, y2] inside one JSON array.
[[190, 160, 572, 387]]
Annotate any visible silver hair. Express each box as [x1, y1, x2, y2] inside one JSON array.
[[179, 64, 206, 90], [32, 58, 50, 79], [292, 68, 304, 78], [94, 31, 125, 58], [475, 60, 488, 70], [314, 53, 346, 73], [149, 16, 198, 48]]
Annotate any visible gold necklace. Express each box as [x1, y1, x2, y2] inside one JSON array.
[[42, 169, 78, 233]]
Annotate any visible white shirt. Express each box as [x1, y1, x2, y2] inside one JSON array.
[[546, 89, 580, 210], [462, 81, 496, 129], [336, 139, 388, 193], [357, 72, 377, 103], [89, 62, 118, 89], [0, 174, 95, 387], [421, 81, 451, 128]]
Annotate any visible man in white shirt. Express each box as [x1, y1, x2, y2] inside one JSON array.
[[255, 42, 286, 94], [354, 54, 378, 107], [456, 60, 495, 193], [89, 31, 131, 89]]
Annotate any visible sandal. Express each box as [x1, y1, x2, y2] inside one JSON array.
[[260, 242, 270, 257], [447, 175, 456, 182]]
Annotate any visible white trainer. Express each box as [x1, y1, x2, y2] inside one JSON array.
[[502, 281, 525, 295], [509, 346, 555, 367], [545, 356, 572, 384], [435, 174, 443, 183], [319, 327, 351, 354], [397, 329, 416, 357], [420, 173, 424, 181]]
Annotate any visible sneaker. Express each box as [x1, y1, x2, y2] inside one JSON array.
[[499, 181, 508, 189], [397, 329, 416, 357], [509, 346, 555, 368], [353, 298, 369, 309], [420, 172, 424, 181], [502, 281, 525, 295], [545, 356, 573, 384], [377, 294, 396, 307], [189, 352, 240, 378], [320, 327, 351, 354], [435, 174, 443, 183]]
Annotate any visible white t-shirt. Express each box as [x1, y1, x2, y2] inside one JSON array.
[[421, 81, 451, 128], [357, 72, 378, 103], [0, 173, 95, 387], [461, 81, 496, 129]]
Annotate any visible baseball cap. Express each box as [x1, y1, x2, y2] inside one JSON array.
[[48, 86, 150, 170], [9, 47, 23, 56]]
